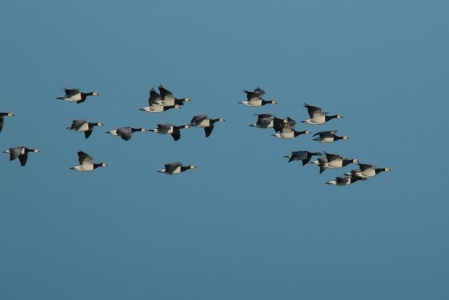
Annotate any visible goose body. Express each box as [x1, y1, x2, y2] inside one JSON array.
[[302, 103, 342, 125], [0, 112, 14, 133], [326, 174, 366, 186], [150, 123, 190, 141], [239, 89, 277, 107], [273, 129, 310, 139], [70, 150, 107, 172], [189, 115, 225, 137], [250, 114, 287, 129], [284, 151, 322, 165], [3, 146, 39, 166], [106, 127, 146, 141], [157, 162, 196, 175], [313, 151, 358, 173], [56, 88, 99, 104], [67, 119, 103, 139], [139, 88, 181, 113], [312, 130, 349, 143], [349, 164, 391, 178]]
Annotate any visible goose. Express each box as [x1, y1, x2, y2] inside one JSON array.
[[284, 151, 322, 165], [239, 89, 277, 106], [157, 162, 196, 175], [139, 88, 181, 112], [150, 123, 190, 141], [70, 150, 107, 172], [189, 115, 225, 138], [302, 103, 342, 125], [0, 112, 14, 133], [312, 130, 349, 143], [157, 84, 190, 106], [250, 114, 287, 129], [272, 128, 311, 139], [312, 151, 358, 173], [67, 119, 103, 139], [326, 174, 366, 186], [3, 146, 39, 166], [56, 88, 99, 104], [106, 127, 147, 141], [347, 164, 391, 178]]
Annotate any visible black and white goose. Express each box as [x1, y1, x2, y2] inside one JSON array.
[[326, 174, 366, 186], [239, 89, 277, 107], [284, 151, 322, 165], [67, 119, 103, 139], [3, 146, 39, 166], [150, 123, 190, 141], [56, 88, 99, 104], [157, 162, 196, 175], [139, 88, 180, 113], [0, 112, 14, 133], [347, 163, 391, 178], [312, 151, 358, 173], [189, 115, 225, 138], [250, 114, 287, 129], [272, 128, 311, 139], [70, 150, 107, 172], [157, 85, 190, 106], [312, 130, 349, 143], [302, 103, 342, 125], [106, 127, 147, 141]]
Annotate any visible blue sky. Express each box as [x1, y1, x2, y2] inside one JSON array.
[[1, 1, 448, 299]]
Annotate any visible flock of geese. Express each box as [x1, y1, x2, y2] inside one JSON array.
[[1, 85, 390, 184]]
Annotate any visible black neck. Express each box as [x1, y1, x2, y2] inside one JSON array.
[[93, 163, 104, 169], [294, 130, 306, 137], [325, 115, 339, 121], [181, 165, 191, 172]]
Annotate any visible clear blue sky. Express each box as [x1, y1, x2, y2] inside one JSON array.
[[1, 1, 448, 299]]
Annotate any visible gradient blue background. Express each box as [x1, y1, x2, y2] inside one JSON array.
[[1, 1, 448, 299]]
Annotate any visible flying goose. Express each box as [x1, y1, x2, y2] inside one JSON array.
[[312, 130, 349, 143], [157, 162, 196, 175], [284, 151, 322, 165], [106, 127, 147, 141], [312, 151, 358, 173], [70, 150, 107, 172], [3, 146, 39, 166], [239, 89, 277, 107], [302, 103, 342, 125], [139, 88, 181, 112], [56, 88, 99, 104], [272, 128, 311, 139], [0, 112, 14, 133], [250, 114, 287, 129], [326, 174, 366, 186], [189, 115, 225, 138], [150, 123, 190, 141], [157, 85, 190, 106], [347, 164, 391, 178], [67, 119, 103, 139]]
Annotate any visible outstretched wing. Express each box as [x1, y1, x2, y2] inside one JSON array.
[[78, 151, 93, 165], [64, 88, 80, 97], [148, 88, 162, 105], [158, 85, 174, 100]]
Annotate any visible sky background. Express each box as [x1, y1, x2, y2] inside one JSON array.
[[1, 1, 448, 299]]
